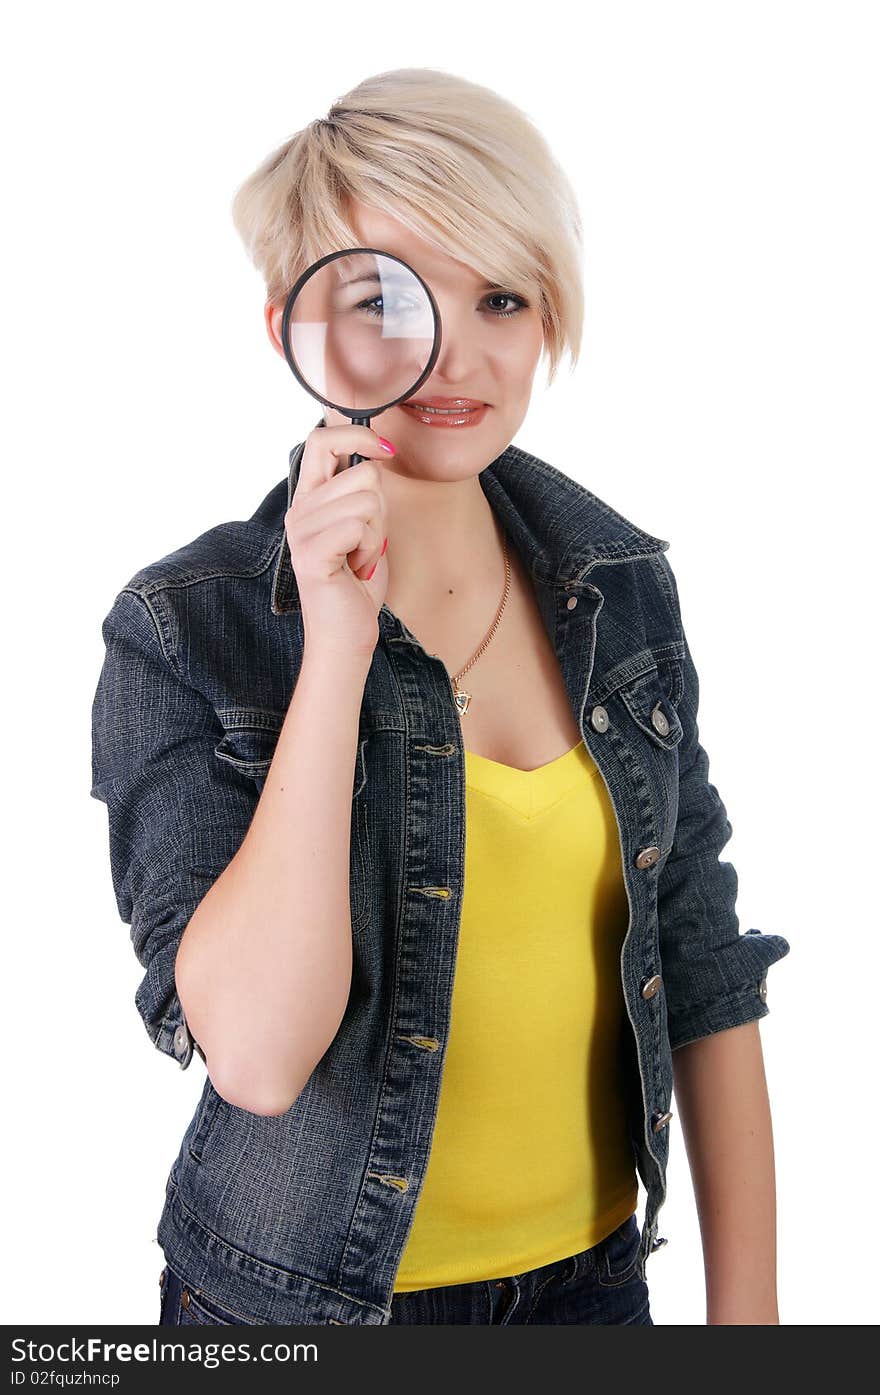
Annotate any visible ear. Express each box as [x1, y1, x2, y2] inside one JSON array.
[[264, 300, 285, 358]]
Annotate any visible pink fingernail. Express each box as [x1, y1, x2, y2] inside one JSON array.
[[365, 561, 378, 580], [381, 536, 388, 555], [378, 437, 395, 454]]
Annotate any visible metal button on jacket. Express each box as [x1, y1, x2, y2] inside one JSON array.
[[635, 845, 661, 869], [651, 703, 670, 736], [566, 595, 578, 610], [652, 1110, 674, 1133], [590, 704, 609, 733], [173, 1024, 190, 1058], [641, 974, 663, 1000]]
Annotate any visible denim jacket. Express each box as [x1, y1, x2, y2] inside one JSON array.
[[90, 433, 790, 1325]]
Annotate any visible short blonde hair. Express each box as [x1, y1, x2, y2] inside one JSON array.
[[230, 68, 583, 384]]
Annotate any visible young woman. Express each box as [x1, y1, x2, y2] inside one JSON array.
[[91, 68, 790, 1326]]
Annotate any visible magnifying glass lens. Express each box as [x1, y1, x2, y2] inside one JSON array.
[[283, 251, 437, 414]]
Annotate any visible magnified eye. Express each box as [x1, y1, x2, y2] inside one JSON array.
[[356, 294, 422, 320]]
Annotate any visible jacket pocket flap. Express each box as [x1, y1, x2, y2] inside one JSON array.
[[615, 669, 683, 750], [214, 709, 284, 774]]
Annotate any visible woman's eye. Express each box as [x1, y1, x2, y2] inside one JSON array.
[[355, 295, 420, 320], [483, 292, 528, 318]]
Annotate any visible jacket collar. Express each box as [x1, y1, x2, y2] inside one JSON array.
[[270, 429, 669, 617]]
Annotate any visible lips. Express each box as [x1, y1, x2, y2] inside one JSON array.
[[404, 396, 486, 412], [400, 400, 490, 428]]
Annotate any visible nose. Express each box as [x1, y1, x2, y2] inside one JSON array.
[[427, 301, 485, 389]]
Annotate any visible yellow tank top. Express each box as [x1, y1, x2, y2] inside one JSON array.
[[393, 739, 639, 1292]]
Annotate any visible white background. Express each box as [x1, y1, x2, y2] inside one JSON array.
[[4, 0, 877, 1326]]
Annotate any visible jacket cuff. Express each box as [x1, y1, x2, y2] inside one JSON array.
[[666, 928, 790, 1052]]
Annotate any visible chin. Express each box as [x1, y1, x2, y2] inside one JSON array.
[[391, 412, 511, 457], [411, 447, 500, 484]]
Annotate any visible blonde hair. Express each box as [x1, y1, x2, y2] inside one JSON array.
[[230, 68, 583, 384]]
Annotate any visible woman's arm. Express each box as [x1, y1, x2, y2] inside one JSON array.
[[174, 645, 372, 1117], [672, 1020, 780, 1324]]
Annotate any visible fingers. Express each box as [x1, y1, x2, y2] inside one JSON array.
[[296, 424, 394, 496], [304, 457, 388, 516], [288, 432, 391, 582], [285, 428, 390, 585], [349, 522, 385, 579], [294, 515, 385, 582], [293, 488, 386, 577]]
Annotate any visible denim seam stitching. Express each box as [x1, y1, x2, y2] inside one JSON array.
[[337, 652, 414, 1286], [164, 1177, 386, 1320]]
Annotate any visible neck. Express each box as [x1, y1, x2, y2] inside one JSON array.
[[380, 469, 506, 614]]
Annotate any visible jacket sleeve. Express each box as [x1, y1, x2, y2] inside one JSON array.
[[655, 557, 791, 1052], [90, 586, 259, 1069]]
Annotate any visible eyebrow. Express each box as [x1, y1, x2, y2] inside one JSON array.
[[337, 273, 516, 292], [337, 273, 407, 289]]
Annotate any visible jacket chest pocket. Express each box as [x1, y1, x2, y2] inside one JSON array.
[[597, 657, 684, 847], [214, 711, 371, 936]]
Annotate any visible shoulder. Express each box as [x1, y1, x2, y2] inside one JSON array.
[[494, 443, 681, 628], [100, 477, 288, 673], [119, 477, 286, 600], [490, 443, 675, 574], [505, 443, 670, 548]]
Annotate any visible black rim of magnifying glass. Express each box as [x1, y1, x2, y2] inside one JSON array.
[[279, 246, 443, 418]]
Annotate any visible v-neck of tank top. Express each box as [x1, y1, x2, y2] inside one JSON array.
[[463, 740, 602, 819]]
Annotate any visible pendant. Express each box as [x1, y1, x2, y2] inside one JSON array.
[[453, 687, 472, 716]]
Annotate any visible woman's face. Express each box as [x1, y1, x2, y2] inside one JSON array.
[[269, 198, 545, 482]]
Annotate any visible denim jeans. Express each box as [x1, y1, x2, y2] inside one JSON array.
[[158, 1212, 652, 1326]]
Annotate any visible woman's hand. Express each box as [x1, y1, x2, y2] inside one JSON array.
[[284, 423, 393, 661]]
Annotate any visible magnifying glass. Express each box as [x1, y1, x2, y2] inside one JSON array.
[[280, 247, 442, 467]]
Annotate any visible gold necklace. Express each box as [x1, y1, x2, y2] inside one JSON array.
[[451, 532, 511, 716]]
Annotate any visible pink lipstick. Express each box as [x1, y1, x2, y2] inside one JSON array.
[[400, 396, 489, 429]]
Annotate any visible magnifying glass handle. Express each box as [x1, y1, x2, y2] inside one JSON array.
[[348, 414, 370, 469]]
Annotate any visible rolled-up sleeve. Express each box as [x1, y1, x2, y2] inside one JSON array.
[[90, 587, 259, 1069], [655, 558, 791, 1052]]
